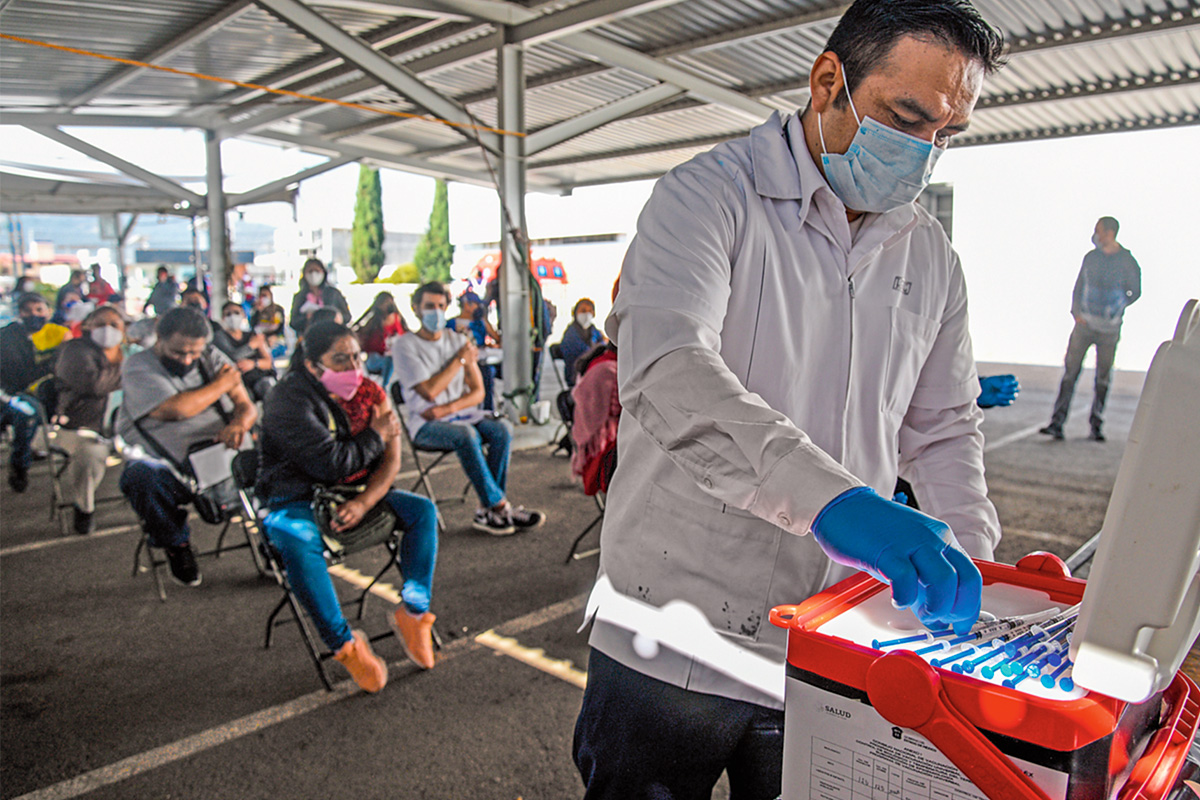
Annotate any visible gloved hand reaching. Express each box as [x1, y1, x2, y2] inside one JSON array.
[[811, 487, 982, 634], [977, 374, 1019, 408]]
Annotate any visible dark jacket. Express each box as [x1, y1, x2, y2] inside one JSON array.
[[55, 338, 122, 432], [258, 367, 384, 506], [289, 283, 351, 335], [0, 321, 55, 395]]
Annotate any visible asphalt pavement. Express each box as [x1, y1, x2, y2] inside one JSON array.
[[2, 361, 1188, 800]]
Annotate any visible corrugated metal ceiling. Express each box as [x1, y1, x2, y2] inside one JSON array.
[[0, 0, 1196, 192]]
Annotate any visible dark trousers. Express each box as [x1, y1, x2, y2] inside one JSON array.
[[1050, 321, 1120, 431], [1, 396, 39, 470], [574, 648, 784, 800], [119, 460, 194, 548]]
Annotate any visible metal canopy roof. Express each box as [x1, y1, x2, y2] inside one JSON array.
[[2, 0, 1198, 195]]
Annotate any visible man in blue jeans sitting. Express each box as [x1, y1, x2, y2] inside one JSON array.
[[391, 282, 545, 536], [118, 307, 258, 586]]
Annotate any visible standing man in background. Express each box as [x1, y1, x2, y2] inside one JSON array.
[[573, 1, 1005, 797], [1039, 216, 1141, 442], [144, 265, 179, 317]]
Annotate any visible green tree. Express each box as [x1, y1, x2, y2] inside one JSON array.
[[413, 179, 453, 283], [350, 164, 385, 283]]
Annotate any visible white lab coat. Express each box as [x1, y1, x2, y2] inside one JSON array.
[[589, 112, 1000, 708]]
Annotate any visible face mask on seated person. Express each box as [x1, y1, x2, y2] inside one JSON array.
[[160, 354, 197, 379], [319, 365, 363, 401], [90, 326, 124, 348], [421, 309, 446, 332], [22, 315, 47, 334], [306, 271, 324, 287], [224, 314, 250, 333], [575, 312, 594, 328]]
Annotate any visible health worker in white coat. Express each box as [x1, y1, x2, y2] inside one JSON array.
[[573, 2, 1007, 798]]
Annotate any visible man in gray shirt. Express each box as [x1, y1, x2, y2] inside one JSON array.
[[1040, 216, 1142, 442], [118, 308, 257, 586]]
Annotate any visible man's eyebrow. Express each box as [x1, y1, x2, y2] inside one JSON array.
[[894, 97, 940, 123]]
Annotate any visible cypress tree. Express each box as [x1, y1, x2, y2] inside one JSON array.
[[414, 178, 453, 283], [350, 164, 385, 283]]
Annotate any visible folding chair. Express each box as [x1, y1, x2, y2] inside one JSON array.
[[39, 383, 125, 536], [130, 455, 267, 601], [232, 451, 441, 691], [565, 491, 604, 563], [388, 382, 467, 534]]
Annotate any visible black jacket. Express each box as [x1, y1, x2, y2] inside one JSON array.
[[257, 368, 384, 506], [0, 321, 55, 395]]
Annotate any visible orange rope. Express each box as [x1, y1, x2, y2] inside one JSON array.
[[0, 32, 523, 138]]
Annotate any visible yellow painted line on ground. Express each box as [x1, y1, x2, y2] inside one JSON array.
[[0, 523, 141, 557], [11, 592, 588, 800], [327, 563, 403, 605], [475, 629, 588, 689]]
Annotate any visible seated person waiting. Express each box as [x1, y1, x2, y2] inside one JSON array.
[[212, 301, 277, 402], [391, 282, 546, 536], [117, 308, 257, 587], [258, 322, 439, 691], [557, 297, 606, 389], [1, 293, 72, 493], [447, 290, 500, 411], [54, 306, 125, 534]]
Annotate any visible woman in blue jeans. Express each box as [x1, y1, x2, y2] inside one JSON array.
[[257, 321, 439, 693]]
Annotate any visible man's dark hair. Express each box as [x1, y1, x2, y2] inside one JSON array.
[[303, 322, 356, 366], [825, 0, 1006, 104], [156, 265, 170, 277], [1098, 216, 1120, 235], [412, 281, 450, 309], [18, 293, 48, 313], [70, 269, 86, 283], [221, 301, 243, 315], [157, 307, 211, 341]]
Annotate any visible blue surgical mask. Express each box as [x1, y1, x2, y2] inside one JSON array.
[[421, 309, 446, 332], [818, 66, 943, 213]]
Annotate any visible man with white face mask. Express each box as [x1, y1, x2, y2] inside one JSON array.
[[212, 301, 277, 402], [391, 282, 546, 535], [574, 2, 1007, 797], [53, 306, 126, 534]]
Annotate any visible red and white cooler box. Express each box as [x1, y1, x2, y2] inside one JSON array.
[[771, 300, 1200, 800]]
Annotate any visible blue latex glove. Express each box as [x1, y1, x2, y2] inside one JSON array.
[[811, 487, 982, 633], [977, 374, 1019, 408]]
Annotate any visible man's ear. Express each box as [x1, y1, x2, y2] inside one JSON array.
[[809, 51, 844, 115]]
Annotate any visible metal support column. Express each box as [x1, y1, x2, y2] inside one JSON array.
[[205, 130, 229, 315], [113, 213, 138, 294], [498, 42, 531, 423]]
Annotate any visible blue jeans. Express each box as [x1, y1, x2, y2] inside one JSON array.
[[412, 417, 511, 509], [119, 459, 194, 548], [264, 490, 438, 652], [365, 352, 393, 387], [1, 395, 39, 470], [481, 364, 497, 412], [574, 649, 784, 800]]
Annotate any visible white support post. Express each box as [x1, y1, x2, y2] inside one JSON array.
[[205, 130, 229, 316], [498, 42, 531, 423]]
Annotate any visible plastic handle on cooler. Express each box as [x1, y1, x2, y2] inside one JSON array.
[[865, 652, 1053, 800]]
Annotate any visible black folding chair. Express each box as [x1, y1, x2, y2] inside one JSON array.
[[388, 382, 468, 534], [130, 452, 267, 601], [233, 451, 440, 691]]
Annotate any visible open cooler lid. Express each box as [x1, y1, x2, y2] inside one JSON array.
[[1071, 299, 1200, 703]]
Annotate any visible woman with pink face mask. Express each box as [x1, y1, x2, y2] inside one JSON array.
[[257, 322, 440, 691]]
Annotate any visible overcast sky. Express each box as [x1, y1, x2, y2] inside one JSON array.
[[6, 122, 1198, 372]]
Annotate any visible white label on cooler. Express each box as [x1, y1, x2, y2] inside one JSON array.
[[782, 678, 1070, 800]]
